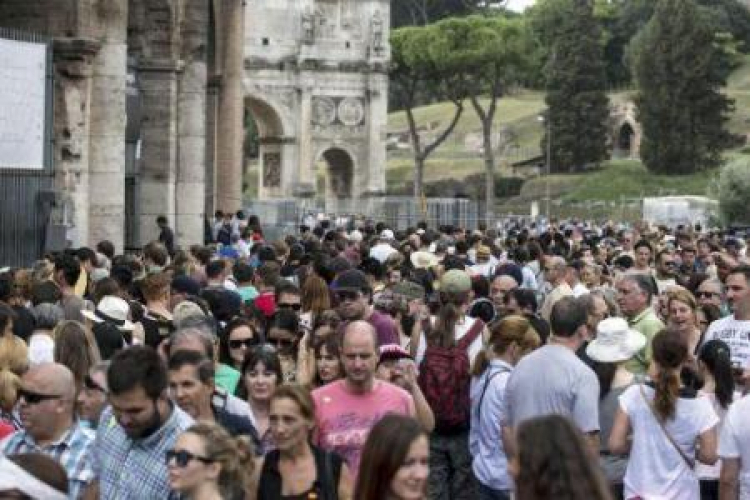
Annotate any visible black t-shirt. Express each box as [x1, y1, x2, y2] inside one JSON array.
[[11, 305, 35, 342], [257, 446, 343, 500]]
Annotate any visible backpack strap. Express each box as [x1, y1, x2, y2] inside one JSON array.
[[457, 318, 484, 351], [638, 384, 696, 469], [477, 366, 511, 417]]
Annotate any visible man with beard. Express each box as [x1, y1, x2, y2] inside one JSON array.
[[87, 346, 193, 499]]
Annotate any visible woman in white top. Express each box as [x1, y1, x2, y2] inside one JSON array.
[[610, 327, 719, 500], [469, 315, 540, 500]]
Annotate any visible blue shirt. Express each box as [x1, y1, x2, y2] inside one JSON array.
[[0, 422, 95, 499], [92, 404, 193, 499], [469, 359, 514, 491]]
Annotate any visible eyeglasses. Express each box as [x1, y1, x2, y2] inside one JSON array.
[[18, 388, 61, 405], [165, 449, 214, 468], [696, 291, 720, 299], [336, 290, 361, 302], [229, 338, 258, 350], [84, 375, 107, 394], [277, 302, 302, 311]]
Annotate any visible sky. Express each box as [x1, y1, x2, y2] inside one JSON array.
[[505, 0, 536, 12]]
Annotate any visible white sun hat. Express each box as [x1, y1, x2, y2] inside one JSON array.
[[81, 295, 135, 331], [586, 317, 646, 363], [410, 250, 439, 269]]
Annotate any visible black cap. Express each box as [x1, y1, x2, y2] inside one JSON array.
[[333, 269, 369, 292], [172, 275, 201, 296]]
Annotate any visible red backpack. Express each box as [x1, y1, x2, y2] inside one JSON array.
[[418, 318, 484, 432]]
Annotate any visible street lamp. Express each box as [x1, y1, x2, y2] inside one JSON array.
[[537, 112, 551, 220]]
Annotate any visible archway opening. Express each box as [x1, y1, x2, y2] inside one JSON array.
[[244, 97, 285, 198], [618, 123, 635, 156], [321, 148, 354, 200]]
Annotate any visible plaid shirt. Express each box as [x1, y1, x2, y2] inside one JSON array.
[[92, 404, 193, 500], [0, 422, 95, 499]]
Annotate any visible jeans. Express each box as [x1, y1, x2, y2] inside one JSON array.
[[427, 431, 477, 500], [477, 482, 511, 500]]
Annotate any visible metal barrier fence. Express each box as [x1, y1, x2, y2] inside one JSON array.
[[0, 28, 54, 267]]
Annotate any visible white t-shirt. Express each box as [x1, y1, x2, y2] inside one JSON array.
[[620, 384, 718, 500], [719, 394, 750, 500], [703, 316, 750, 368], [415, 315, 484, 367]]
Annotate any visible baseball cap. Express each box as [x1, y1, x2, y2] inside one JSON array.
[[392, 281, 426, 301], [172, 275, 201, 296], [333, 269, 369, 292], [440, 269, 471, 294], [379, 343, 412, 364]]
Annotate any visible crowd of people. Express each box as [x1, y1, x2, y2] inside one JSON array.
[[0, 210, 750, 499]]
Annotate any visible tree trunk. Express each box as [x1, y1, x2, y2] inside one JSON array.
[[483, 119, 496, 225], [414, 155, 425, 200]]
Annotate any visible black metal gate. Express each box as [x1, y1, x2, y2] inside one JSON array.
[[0, 28, 54, 267]]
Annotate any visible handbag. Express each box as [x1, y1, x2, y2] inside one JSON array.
[[638, 384, 696, 469]]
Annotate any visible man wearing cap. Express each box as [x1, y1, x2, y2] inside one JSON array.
[[470, 245, 495, 277], [334, 269, 400, 346]]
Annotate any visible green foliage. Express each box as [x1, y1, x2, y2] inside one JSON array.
[[718, 156, 750, 225], [537, 0, 610, 173], [631, 0, 734, 174]]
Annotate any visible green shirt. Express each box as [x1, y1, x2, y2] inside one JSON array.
[[624, 307, 665, 374], [215, 363, 241, 394]]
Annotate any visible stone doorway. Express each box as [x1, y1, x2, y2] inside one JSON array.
[[320, 148, 354, 211], [618, 122, 635, 157], [246, 96, 287, 199]]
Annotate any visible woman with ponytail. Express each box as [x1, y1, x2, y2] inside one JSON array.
[[469, 315, 539, 499], [695, 339, 736, 500], [610, 327, 719, 500], [168, 422, 256, 499]]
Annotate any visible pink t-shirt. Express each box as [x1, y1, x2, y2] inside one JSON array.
[[313, 379, 415, 476]]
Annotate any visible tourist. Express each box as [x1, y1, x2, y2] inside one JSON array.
[[90, 346, 193, 498], [0, 453, 68, 500], [77, 361, 109, 429], [219, 317, 260, 371], [265, 309, 302, 382], [503, 296, 600, 451], [655, 249, 679, 294], [139, 272, 175, 349], [470, 315, 540, 500], [256, 384, 353, 499], [313, 321, 415, 476], [616, 273, 664, 374], [695, 339, 736, 500], [0, 363, 95, 498], [667, 288, 703, 357], [633, 240, 653, 273], [239, 345, 283, 453], [695, 278, 726, 313], [585, 317, 646, 497], [609, 328, 718, 499], [53, 320, 101, 392], [510, 414, 613, 500], [27, 303, 63, 365], [717, 388, 750, 498], [167, 350, 259, 441], [539, 256, 573, 322], [355, 414, 429, 500], [156, 215, 176, 257], [702, 265, 750, 386], [168, 422, 256, 500], [490, 273, 519, 320], [308, 333, 344, 387], [53, 253, 87, 323], [333, 269, 400, 346], [80, 295, 132, 358]]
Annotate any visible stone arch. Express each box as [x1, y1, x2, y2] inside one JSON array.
[[245, 94, 293, 198], [316, 146, 357, 206]]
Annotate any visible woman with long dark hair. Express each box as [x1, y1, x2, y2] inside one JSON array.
[[610, 327, 719, 500], [239, 345, 283, 453], [510, 414, 613, 500], [355, 414, 429, 500], [695, 339, 736, 500]]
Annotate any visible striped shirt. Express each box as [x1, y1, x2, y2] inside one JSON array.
[[92, 404, 193, 499], [0, 422, 95, 499]]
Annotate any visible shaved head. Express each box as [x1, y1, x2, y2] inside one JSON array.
[[25, 363, 76, 401]]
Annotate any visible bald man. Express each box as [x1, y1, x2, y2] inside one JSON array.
[[540, 256, 574, 322], [312, 321, 415, 479], [0, 363, 95, 499]]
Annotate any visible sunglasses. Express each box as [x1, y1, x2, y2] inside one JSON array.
[[269, 337, 296, 349], [277, 302, 302, 311], [336, 291, 361, 302], [696, 291, 720, 299], [18, 388, 61, 405], [229, 338, 258, 350], [84, 375, 107, 394], [165, 449, 214, 468]]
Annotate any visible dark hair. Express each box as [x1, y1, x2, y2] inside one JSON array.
[[312, 333, 344, 386], [92, 277, 120, 305], [634, 239, 653, 254], [108, 346, 168, 399], [267, 309, 300, 337], [652, 328, 689, 421], [355, 415, 427, 500], [238, 345, 283, 400], [96, 240, 115, 260], [728, 265, 750, 284], [143, 241, 169, 267], [591, 361, 618, 400], [274, 280, 301, 301], [0, 303, 17, 335], [8, 453, 69, 495], [54, 253, 81, 287], [698, 339, 735, 409], [206, 260, 226, 280], [233, 262, 254, 283], [549, 296, 587, 338], [509, 288, 538, 313], [427, 288, 470, 348], [218, 318, 258, 366], [472, 275, 490, 298], [76, 247, 97, 264], [514, 415, 612, 500], [168, 350, 215, 384]]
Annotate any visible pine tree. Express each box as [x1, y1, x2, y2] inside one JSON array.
[[631, 0, 734, 174], [541, 0, 610, 173]]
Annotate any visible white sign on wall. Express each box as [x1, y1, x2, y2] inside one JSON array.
[[0, 37, 47, 170]]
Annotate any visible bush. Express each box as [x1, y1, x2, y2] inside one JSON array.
[[396, 175, 524, 199], [718, 156, 750, 225]]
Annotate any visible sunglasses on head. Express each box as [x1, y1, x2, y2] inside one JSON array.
[[165, 449, 213, 468], [84, 375, 107, 394], [229, 338, 258, 350], [277, 302, 302, 311], [18, 388, 61, 405]]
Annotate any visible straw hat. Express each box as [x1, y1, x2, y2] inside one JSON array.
[[410, 251, 438, 269], [586, 317, 646, 363], [81, 295, 135, 331]]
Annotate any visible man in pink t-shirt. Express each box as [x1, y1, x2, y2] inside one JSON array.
[[313, 320, 415, 476]]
